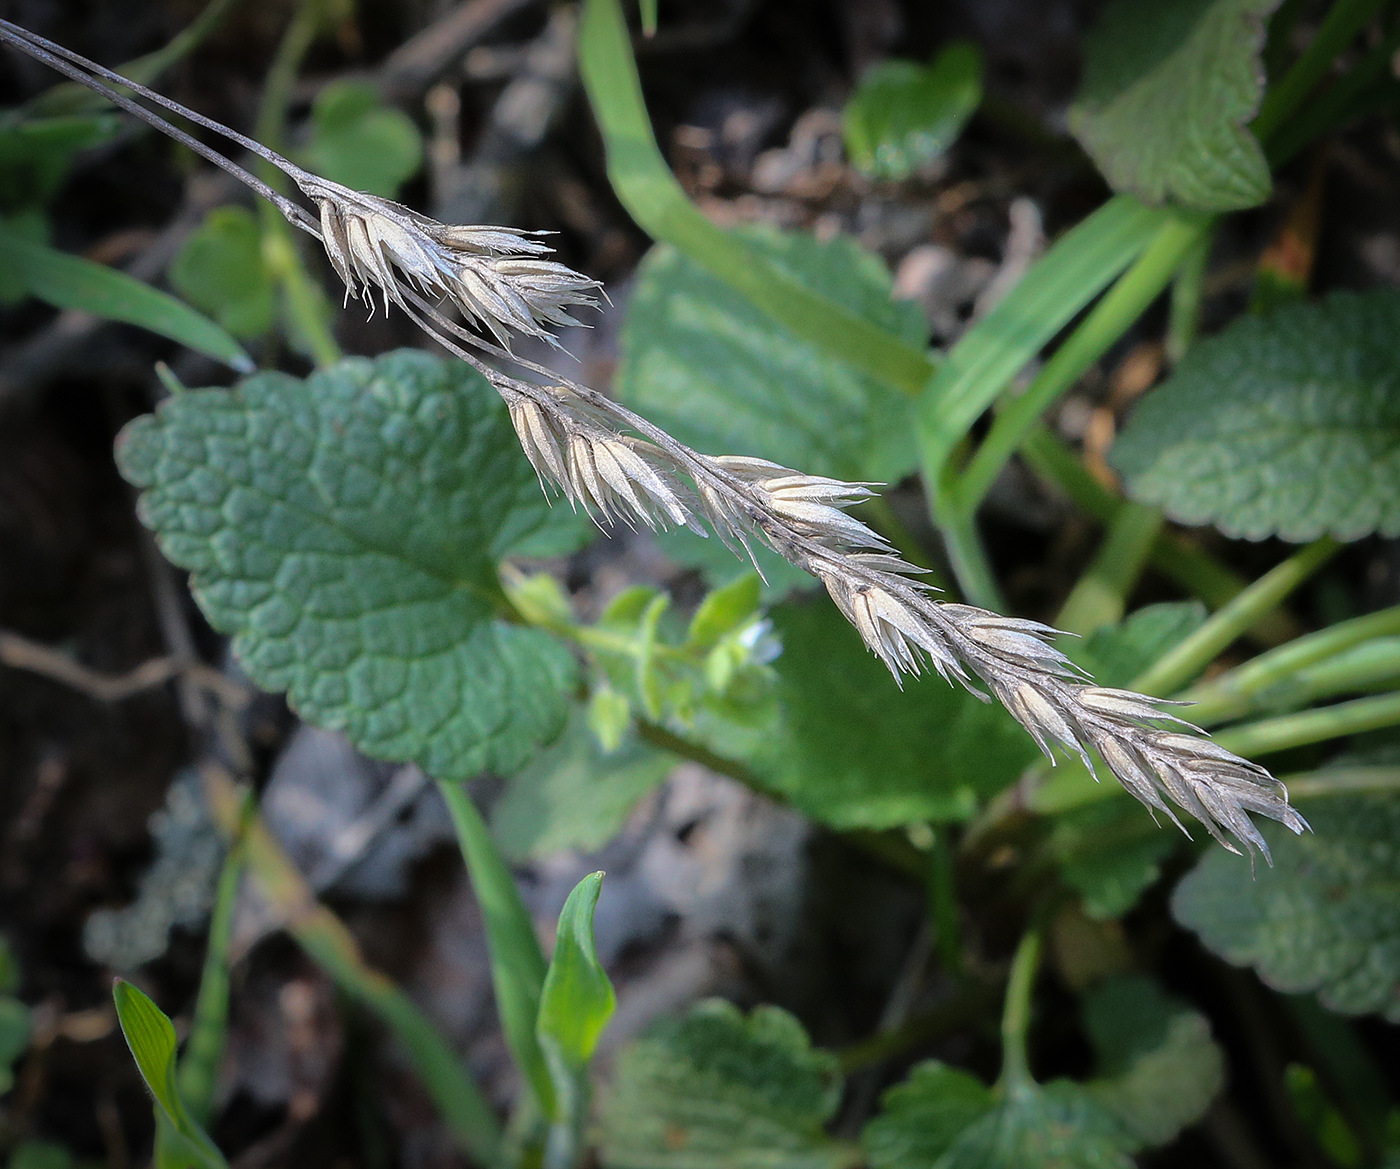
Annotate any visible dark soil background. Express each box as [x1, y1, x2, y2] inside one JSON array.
[[1, 1, 1399, 1167]]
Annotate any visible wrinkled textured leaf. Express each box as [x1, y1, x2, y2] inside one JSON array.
[[864, 1062, 994, 1169], [748, 600, 1036, 829], [843, 43, 982, 181], [168, 206, 275, 339], [0, 222, 252, 371], [298, 82, 423, 198], [1069, 0, 1275, 212], [118, 350, 588, 779], [1113, 289, 1400, 541], [1083, 975, 1225, 1146], [1072, 601, 1208, 688], [865, 1069, 1135, 1169], [616, 226, 926, 591], [1173, 794, 1400, 1020], [1052, 800, 1178, 920], [600, 999, 848, 1169], [491, 711, 675, 860]]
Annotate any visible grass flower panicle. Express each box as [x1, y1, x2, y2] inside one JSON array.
[[0, 16, 1308, 860]]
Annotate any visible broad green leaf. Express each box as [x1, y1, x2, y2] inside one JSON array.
[[1083, 975, 1225, 1146], [0, 223, 252, 372], [112, 981, 227, 1169], [863, 1062, 994, 1169], [843, 43, 982, 181], [1113, 290, 1400, 541], [1173, 794, 1400, 1020], [1050, 800, 1178, 920], [748, 600, 1036, 829], [538, 873, 616, 1072], [935, 1082, 1136, 1169], [865, 1070, 1135, 1169], [168, 206, 275, 339], [686, 573, 762, 650], [1069, 0, 1276, 212], [0, 113, 121, 210], [600, 999, 850, 1169], [1071, 601, 1207, 688], [297, 82, 423, 198], [117, 350, 588, 778], [491, 710, 675, 860], [616, 226, 926, 591]]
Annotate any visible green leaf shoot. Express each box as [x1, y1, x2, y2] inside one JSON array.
[[843, 42, 982, 181], [296, 81, 423, 199], [167, 206, 276, 339]]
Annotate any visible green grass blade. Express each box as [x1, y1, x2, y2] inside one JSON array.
[[435, 779, 555, 1119], [112, 981, 228, 1169], [0, 225, 252, 371], [177, 789, 251, 1124], [201, 771, 504, 1168], [915, 194, 1164, 491], [577, 0, 933, 395]]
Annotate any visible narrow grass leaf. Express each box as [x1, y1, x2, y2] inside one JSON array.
[[0, 221, 252, 371]]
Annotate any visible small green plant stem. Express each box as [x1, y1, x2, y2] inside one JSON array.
[[997, 928, 1041, 1095], [433, 779, 556, 1121], [934, 472, 1005, 610], [252, 0, 342, 368], [1185, 605, 1400, 723], [1021, 430, 1301, 645], [1166, 227, 1210, 366], [955, 215, 1208, 517], [1130, 538, 1340, 696], [1252, 0, 1390, 145], [201, 769, 504, 1167], [925, 827, 964, 978], [1286, 766, 1400, 799], [577, 0, 933, 395], [177, 789, 252, 1123], [1216, 690, 1400, 758], [1055, 501, 1163, 636]]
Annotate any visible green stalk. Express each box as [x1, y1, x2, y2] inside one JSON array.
[[935, 468, 1005, 610], [997, 929, 1042, 1095], [955, 215, 1207, 514], [177, 789, 252, 1123], [1286, 766, 1400, 799], [1165, 227, 1210, 365], [1055, 501, 1163, 636], [1020, 427, 1300, 646], [576, 0, 933, 395], [1130, 538, 1339, 695], [1185, 606, 1400, 723], [252, 0, 341, 368], [434, 780, 555, 1120], [1216, 691, 1400, 758], [202, 770, 503, 1167], [1253, 0, 1390, 144], [925, 828, 963, 978]]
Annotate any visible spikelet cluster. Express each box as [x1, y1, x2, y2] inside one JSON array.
[[296, 175, 1307, 862], [297, 175, 601, 349]]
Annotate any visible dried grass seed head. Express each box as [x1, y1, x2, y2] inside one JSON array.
[[304, 177, 601, 349]]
